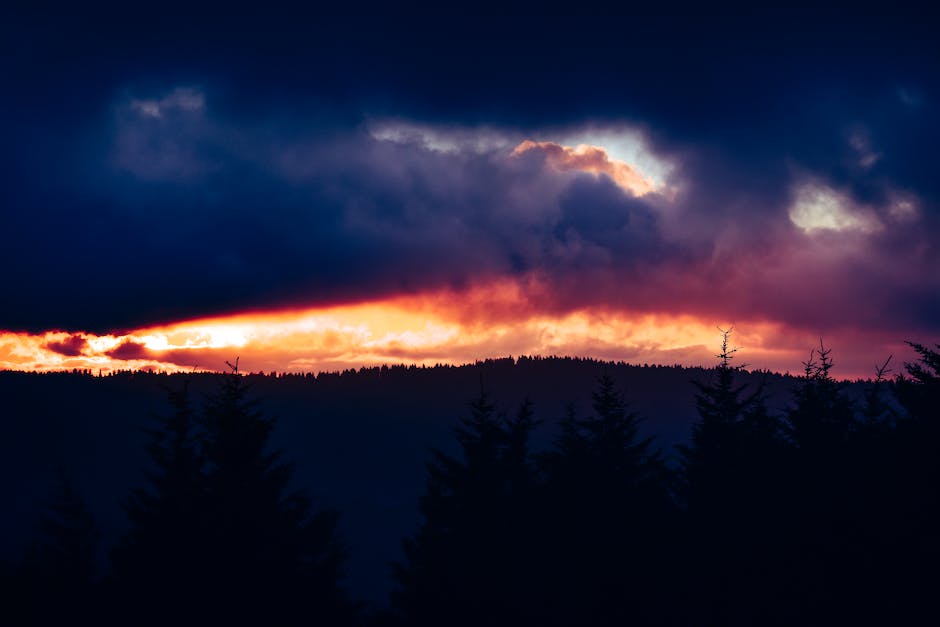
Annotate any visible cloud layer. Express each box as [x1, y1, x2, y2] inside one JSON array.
[[1, 294, 919, 380], [1, 9, 938, 368]]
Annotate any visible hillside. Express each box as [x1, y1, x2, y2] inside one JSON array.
[[1, 357, 850, 604]]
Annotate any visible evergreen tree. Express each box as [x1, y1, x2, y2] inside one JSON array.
[[859, 356, 897, 428], [887, 342, 940, 624], [782, 342, 902, 625], [114, 363, 352, 626], [541, 372, 674, 626], [393, 387, 541, 626], [18, 469, 100, 625], [786, 340, 856, 452], [198, 365, 351, 625], [677, 329, 791, 626], [110, 380, 206, 623], [547, 372, 670, 521], [678, 329, 757, 508], [896, 341, 940, 423]]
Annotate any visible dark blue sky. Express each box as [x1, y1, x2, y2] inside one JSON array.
[[2, 7, 938, 345]]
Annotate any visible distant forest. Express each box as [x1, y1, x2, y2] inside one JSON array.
[[2, 338, 939, 626]]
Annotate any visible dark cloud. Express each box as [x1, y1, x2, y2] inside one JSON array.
[[44, 335, 88, 357], [555, 176, 658, 255], [105, 341, 151, 362], [1, 8, 938, 342]]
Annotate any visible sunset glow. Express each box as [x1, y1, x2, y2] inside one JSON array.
[[0, 280, 914, 379]]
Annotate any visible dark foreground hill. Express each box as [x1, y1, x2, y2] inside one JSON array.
[[0, 357, 853, 605]]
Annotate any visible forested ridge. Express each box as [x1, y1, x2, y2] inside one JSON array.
[[2, 339, 939, 626]]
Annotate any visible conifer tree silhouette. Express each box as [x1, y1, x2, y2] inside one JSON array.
[[859, 355, 896, 427], [110, 380, 206, 624], [114, 363, 352, 626], [18, 469, 100, 624], [786, 340, 856, 451], [393, 386, 542, 626], [782, 341, 903, 625], [541, 372, 674, 626], [678, 328, 774, 500], [887, 342, 940, 624], [198, 363, 351, 626], [677, 329, 790, 626], [896, 342, 940, 423]]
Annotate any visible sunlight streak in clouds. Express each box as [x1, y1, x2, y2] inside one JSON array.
[[0, 282, 912, 379]]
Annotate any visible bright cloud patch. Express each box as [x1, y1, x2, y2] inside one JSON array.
[[511, 140, 658, 197], [789, 183, 881, 233], [558, 128, 672, 189]]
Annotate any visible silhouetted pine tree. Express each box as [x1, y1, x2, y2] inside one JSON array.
[[541, 372, 675, 626], [113, 364, 352, 626], [782, 342, 902, 625], [679, 330, 760, 508], [678, 330, 782, 514], [393, 387, 542, 626], [896, 342, 940, 424], [17, 469, 100, 625], [786, 341, 856, 452], [859, 356, 897, 428], [885, 342, 940, 624], [197, 366, 352, 626], [833, 352, 934, 627], [110, 380, 206, 624], [677, 329, 791, 626]]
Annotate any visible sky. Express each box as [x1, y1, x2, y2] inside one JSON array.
[[2, 7, 938, 379]]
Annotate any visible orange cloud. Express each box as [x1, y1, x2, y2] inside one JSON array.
[[512, 140, 657, 196]]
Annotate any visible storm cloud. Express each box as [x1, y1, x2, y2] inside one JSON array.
[[2, 8, 938, 345]]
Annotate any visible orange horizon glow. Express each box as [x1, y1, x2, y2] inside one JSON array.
[[0, 282, 917, 381]]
